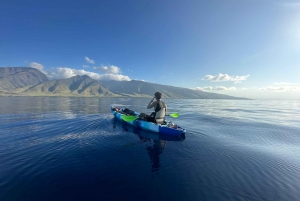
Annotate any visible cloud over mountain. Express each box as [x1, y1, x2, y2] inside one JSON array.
[[47, 67, 131, 81], [93, 65, 120, 74], [195, 86, 237, 91], [28, 62, 44, 71], [202, 73, 249, 83]]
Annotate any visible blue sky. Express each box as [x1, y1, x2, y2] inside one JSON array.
[[1, 0, 300, 99]]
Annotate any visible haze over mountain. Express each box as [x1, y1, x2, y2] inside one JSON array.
[[0, 67, 247, 99]]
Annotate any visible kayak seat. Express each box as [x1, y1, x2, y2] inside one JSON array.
[[155, 118, 166, 125]]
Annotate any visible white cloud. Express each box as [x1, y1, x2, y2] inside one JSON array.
[[260, 82, 300, 92], [98, 73, 131, 81], [82, 65, 89, 68], [195, 86, 237, 91], [202, 73, 250, 83], [85, 56, 95, 64], [260, 85, 300, 92], [47, 67, 131, 81], [274, 82, 299, 86], [132, 79, 146, 82], [93, 65, 120, 74], [28, 62, 44, 71]]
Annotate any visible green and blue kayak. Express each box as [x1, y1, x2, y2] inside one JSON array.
[[111, 106, 186, 136]]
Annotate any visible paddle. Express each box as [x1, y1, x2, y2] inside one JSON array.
[[168, 112, 179, 118], [121, 112, 179, 122]]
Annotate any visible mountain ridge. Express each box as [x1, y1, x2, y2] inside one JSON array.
[[25, 75, 119, 97], [99, 80, 246, 99], [0, 67, 49, 91], [0, 67, 248, 99]]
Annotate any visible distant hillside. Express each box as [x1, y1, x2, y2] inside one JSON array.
[[25, 75, 118, 97], [100, 80, 246, 99], [0, 67, 248, 99], [0, 67, 49, 91]]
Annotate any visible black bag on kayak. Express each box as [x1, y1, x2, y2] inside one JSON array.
[[123, 108, 135, 115]]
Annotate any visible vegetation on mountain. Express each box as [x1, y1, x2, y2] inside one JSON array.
[[25, 75, 118, 97]]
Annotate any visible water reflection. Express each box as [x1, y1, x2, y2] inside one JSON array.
[[112, 118, 185, 172], [146, 139, 167, 172], [0, 97, 117, 114]]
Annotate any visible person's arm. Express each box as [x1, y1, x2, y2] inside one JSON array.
[[147, 97, 156, 109]]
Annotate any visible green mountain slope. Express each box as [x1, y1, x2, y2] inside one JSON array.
[[0, 67, 49, 91], [25, 75, 118, 97]]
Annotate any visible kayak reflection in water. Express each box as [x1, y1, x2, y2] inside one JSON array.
[[146, 139, 167, 173], [135, 131, 167, 173], [112, 117, 183, 173]]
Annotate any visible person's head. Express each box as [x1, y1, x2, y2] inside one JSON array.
[[154, 92, 162, 100]]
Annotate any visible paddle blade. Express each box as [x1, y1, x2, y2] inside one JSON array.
[[121, 115, 138, 122], [169, 112, 179, 118]]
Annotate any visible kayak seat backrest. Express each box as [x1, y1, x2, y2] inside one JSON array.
[[138, 113, 147, 120]]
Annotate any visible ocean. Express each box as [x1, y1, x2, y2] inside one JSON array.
[[0, 97, 300, 201]]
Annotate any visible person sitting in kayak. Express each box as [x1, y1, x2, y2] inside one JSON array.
[[145, 92, 167, 124]]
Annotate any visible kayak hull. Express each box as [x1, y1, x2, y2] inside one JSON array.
[[111, 106, 186, 136]]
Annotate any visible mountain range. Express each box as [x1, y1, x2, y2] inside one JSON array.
[[0, 67, 247, 99]]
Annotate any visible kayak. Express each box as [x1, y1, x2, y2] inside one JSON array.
[[112, 117, 186, 141], [111, 106, 186, 136]]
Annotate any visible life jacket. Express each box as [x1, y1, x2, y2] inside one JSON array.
[[154, 100, 166, 124]]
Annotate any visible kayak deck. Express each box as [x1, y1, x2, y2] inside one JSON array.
[[111, 106, 186, 136]]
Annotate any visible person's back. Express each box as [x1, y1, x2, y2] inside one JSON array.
[[146, 92, 167, 124]]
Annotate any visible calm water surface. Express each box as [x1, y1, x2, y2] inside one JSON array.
[[0, 97, 300, 201]]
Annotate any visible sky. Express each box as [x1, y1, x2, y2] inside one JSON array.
[[1, 0, 300, 99]]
